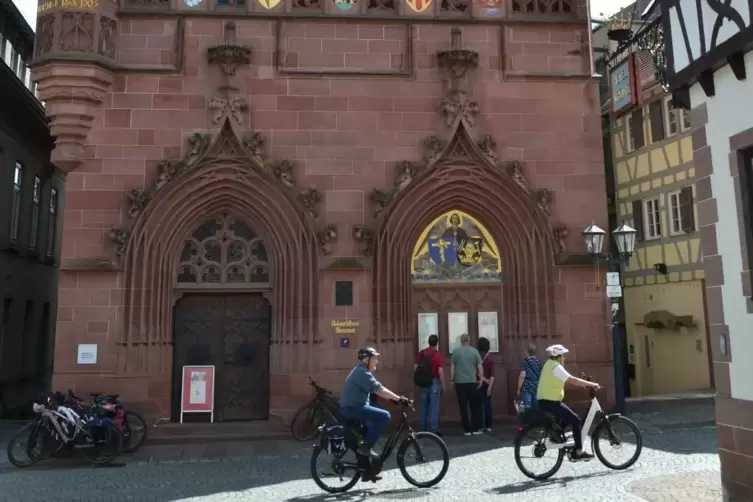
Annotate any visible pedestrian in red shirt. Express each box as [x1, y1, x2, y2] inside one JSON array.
[[413, 335, 445, 436], [477, 337, 495, 432]]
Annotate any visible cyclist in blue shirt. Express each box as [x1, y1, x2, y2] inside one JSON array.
[[341, 347, 407, 460]]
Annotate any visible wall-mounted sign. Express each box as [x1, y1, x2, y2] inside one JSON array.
[[184, 0, 203, 6], [60, 0, 99, 8], [77, 344, 98, 365], [37, 0, 56, 14], [331, 319, 359, 335], [333, 0, 356, 9], [406, 0, 431, 12], [610, 53, 640, 115], [340, 337, 350, 348]]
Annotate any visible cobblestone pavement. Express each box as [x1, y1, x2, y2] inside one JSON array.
[[0, 426, 720, 502]]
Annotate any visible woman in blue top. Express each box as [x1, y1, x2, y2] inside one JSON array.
[[516, 343, 542, 408]]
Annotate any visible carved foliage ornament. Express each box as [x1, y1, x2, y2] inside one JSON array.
[[109, 128, 326, 258]]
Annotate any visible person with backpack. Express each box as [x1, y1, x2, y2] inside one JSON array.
[[414, 334, 444, 436]]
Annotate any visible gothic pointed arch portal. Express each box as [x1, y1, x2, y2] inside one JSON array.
[[116, 118, 321, 410], [371, 118, 558, 370]]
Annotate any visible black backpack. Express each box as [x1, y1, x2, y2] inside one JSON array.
[[413, 350, 434, 388]]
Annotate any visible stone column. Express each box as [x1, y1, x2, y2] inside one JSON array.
[[31, 0, 118, 173]]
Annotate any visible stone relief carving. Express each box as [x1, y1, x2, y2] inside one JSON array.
[[552, 225, 569, 257], [243, 132, 265, 158], [394, 161, 425, 193], [59, 12, 95, 52], [208, 93, 248, 126], [368, 0, 396, 10], [441, 90, 480, 128], [267, 160, 296, 189], [441, 0, 470, 13], [535, 188, 553, 217], [297, 188, 321, 218], [506, 160, 530, 194], [423, 136, 446, 163], [477, 135, 497, 163], [108, 228, 129, 259], [437, 27, 479, 84], [316, 223, 338, 256], [97, 16, 117, 60], [35, 15, 55, 58], [370, 188, 396, 218], [293, 0, 322, 8], [353, 224, 376, 255]]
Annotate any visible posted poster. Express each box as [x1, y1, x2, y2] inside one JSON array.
[[478, 311, 500, 353], [417, 313, 439, 351], [180, 366, 215, 420], [447, 312, 468, 353]]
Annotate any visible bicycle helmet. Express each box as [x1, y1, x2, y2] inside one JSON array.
[[357, 347, 380, 360], [546, 344, 569, 357]]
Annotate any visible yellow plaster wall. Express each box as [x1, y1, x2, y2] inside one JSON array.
[[623, 280, 711, 396]]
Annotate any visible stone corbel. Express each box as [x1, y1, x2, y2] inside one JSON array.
[[353, 224, 376, 256], [316, 223, 338, 256], [31, 63, 114, 172]]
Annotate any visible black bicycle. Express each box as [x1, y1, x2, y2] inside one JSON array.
[[290, 378, 341, 441], [514, 374, 642, 480], [310, 399, 450, 494]]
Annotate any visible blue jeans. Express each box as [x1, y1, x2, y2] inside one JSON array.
[[520, 390, 538, 409], [419, 379, 441, 432], [340, 404, 391, 447]]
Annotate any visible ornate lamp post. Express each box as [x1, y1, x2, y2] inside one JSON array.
[[583, 221, 637, 414]]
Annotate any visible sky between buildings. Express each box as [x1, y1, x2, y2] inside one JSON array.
[[12, 0, 625, 33]]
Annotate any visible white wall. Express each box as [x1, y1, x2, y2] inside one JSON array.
[[690, 50, 753, 401]]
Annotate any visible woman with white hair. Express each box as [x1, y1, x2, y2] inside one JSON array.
[[536, 344, 601, 462]]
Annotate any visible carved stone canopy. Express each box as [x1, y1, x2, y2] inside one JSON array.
[[207, 21, 251, 76], [436, 27, 479, 87]]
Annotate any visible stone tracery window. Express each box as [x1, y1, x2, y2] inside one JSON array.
[[176, 214, 270, 286]]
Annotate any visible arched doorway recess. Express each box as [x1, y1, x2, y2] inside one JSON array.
[[372, 121, 559, 376], [117, 118, 320, 419]]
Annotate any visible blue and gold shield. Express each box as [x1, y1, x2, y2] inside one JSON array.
[[428, 237, 456, 265]]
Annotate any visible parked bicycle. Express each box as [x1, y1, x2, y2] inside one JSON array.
[[311, 398, 450, 494], [67, 390, 148, 454], [6, 392, 121, 468], [514, 374, 643, 480], [290, 378, 341, 441]]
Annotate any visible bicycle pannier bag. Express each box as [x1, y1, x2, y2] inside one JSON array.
[[413, 351, 434, 388], [320, 423, 347, 456]]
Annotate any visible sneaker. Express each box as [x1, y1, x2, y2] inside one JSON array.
[[484, 428, 492, 433], [474, 430, 484, 435], [571, 451, 594, 462], [361, 472, 383, 483], [463, 432, 472, 436], [357, 444, 377, 457]]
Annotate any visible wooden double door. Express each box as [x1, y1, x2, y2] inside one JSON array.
[[172, 294, 271, 422]]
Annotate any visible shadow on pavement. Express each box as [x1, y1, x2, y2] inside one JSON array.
[[487, 469, 629, 495], [286, 487, 439, 502]]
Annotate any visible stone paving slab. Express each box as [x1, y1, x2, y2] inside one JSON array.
[[0, 426, 721, 502], [626, 470, 722, 501]]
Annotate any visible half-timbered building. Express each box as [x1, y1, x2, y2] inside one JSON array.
[[661, 0, 753, 497], [31, 0, 610, 426]]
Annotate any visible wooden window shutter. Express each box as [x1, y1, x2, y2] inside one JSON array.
[[632, 200, 645, 242], [679, 186, 695, 233], [649, 100, 664, 142], [631, 108, 645, 149]]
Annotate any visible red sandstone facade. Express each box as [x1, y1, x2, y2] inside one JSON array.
[[32, 0, 610, 423]]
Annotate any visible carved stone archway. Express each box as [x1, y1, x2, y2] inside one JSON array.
[[117, 118, 320, 376], [370, 120, 558, 368]]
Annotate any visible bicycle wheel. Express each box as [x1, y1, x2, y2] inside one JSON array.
[[592, 415, 642, 470], [397, 432, 450, 488], [80, 422, 121, 465], [6, 422, 51, 468], [122, 411, 148, 453], [310, 445, 361, 494], [514, 425, 565, 481], [291, 403, 324, 441]]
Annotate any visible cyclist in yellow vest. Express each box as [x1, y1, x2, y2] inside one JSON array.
[[536, 344, 601, 462]]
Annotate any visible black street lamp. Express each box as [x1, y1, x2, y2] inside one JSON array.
[[582, 221, 637, 414]]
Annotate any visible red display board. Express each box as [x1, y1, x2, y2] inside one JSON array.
[[180, 365, 215, 423]]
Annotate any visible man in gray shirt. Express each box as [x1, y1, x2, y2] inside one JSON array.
[[450, 334, 483, 435]]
